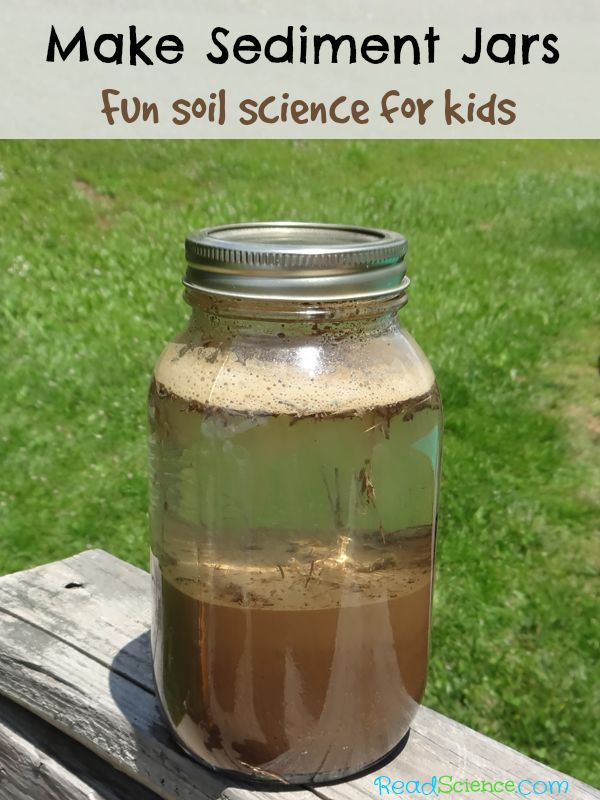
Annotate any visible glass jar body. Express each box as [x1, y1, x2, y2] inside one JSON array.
[[149, 296, 442, 784]]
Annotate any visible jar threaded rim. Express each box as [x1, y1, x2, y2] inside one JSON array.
[[184, 221, 409, 302]]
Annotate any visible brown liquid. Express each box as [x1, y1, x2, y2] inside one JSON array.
[[149, 355, 441, 782], [152, 537, 431, 783]]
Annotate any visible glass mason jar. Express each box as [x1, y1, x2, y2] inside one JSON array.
[[149, 222, 442, 785]]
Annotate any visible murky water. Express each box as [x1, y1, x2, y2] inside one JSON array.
[[149, 387, 441, 781]]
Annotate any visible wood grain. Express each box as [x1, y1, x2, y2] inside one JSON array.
[[0, 550, 597, 800], [0, 694, 161, 800]]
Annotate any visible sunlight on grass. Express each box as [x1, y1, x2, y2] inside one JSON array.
[[0, 140, 598, 783]]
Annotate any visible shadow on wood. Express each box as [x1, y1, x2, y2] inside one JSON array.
[[1, 550, 595, 800], [109, 629, 412, 791], [0, 694, 162, 800]]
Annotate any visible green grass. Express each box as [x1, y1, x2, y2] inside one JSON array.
[[0, 140, 598, 784]]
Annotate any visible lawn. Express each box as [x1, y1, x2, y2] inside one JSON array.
[[0, 140, 598, 785]]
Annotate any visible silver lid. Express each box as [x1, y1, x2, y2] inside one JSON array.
[[184, 222, 409, 302]]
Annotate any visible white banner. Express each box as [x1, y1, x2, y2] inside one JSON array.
[[1, 0, 598, 138]]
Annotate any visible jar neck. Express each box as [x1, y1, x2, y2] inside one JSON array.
[[183, 289, 407, 339]]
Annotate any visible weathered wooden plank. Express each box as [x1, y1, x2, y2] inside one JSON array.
[[314, 708, 599, 800], [0, 611, 307, 800], [0, 550, 597, 800], [0, 551, 313, 800], [0, 549, 153, 690], [0, 694, 161, 800]]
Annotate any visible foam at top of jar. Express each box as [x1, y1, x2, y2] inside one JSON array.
[[153, 333, 436, 417]]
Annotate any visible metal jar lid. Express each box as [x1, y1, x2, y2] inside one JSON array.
[[184, 222, 409, 302]]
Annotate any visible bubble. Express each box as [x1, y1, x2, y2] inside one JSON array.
[[153, 334, 435, 417]]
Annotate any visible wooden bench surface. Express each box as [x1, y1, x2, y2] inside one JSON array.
[[0, 549, 596, 800]]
